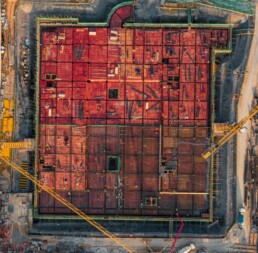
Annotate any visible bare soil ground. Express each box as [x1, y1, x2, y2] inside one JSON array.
[[236, 3, 258, 244]]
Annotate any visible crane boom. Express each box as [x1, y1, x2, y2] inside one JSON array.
[[202, 105, 258, 160], [0, 156, 135, 253]]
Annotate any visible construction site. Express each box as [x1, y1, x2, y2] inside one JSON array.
[[1, 0, 258, 252]]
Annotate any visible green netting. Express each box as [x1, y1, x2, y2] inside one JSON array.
[[166, 0, 255, 15]]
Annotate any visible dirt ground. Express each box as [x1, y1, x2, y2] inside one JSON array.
[[6, 0, 18, 42], [236, 2, 258, 244]]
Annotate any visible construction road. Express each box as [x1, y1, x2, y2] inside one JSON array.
[[236, 2, 258, 243]]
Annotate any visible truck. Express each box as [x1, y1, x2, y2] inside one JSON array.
[[238, 207, 245, 229], [178, 243, 196, 253]]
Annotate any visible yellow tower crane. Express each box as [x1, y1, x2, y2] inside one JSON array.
[[0, 156, 135, 253], [202, 105, 258, 160]]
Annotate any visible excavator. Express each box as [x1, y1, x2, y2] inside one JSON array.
[[202, 105, 258, 159]]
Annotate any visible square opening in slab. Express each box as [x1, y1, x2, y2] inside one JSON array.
[[107, 156, 120, 172], [109, 89, 119, 99]]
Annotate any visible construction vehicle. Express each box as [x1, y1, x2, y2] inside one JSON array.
[[170, 213, 184, 253], [238, 207, 245, 229], [0, 156, 135, 253], [177, 243, 195, 253], [202, 105, 258, 159]]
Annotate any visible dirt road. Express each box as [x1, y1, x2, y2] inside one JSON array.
[[236, 3, 258, 243]]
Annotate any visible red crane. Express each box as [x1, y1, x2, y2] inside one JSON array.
[[170, 212, 184, 253]]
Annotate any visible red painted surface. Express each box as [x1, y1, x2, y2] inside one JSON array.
[[37, 6, 230, 217]]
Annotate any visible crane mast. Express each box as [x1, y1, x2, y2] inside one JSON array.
[[0, 156, 135, 253], [202, 105, 258, 159]]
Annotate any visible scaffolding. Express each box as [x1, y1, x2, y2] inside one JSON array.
[[34, 3, 232, 222]]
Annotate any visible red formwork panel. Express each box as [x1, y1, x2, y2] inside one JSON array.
[[73, 44, 89, 62], [55, 154, 70, 172], [126, 64, 143, 81], [196, 46, 210, 63], [38, 24, 231, 216], [57, 62, 72, 81], [106, 173, 117, 190], [108, 28, 126, 45], [163, 45, 180, 59], [57, 28, 73, 45], [142, 155, 159, 174], [211, 29, 228, 47], [194, 195, 207, 209], [144, 82, 161, 100], [196, 29, 211, 45], [40, 62, 57, 80], [87, 155, 105, 173], [41, 28, 57, 45], [89, 63, 107, 80], [180, 29, 196, 45], [194, 174, 206, 192], [161, 174, 170, 191], [143, 138, 159, 155], [73, 28, 89, 44], [194, 161, 206, 175], [87, 81, 106, 99], [144, 64, 163, 81], [71, 134, 87, 153], [88, 173, 105, 190], [125, 137, 142, 155], [159, 195, 176, 215], [73, 63, 88, 81], [124, 190, 141, 209], [180, 64, 196, 83], [107, 101, 125, 119], [144, 46, 162, 64], [177, 195, 192, 211], [125, 83, 143, 100], [163, 29, 180, 45], [71, 155, 86, 170], [142, 174, 159, 191], [71, 191, 88, 208], [41, 45, 57, 62], [107, 82, 125, 100], [72, 86, 86, 100], [57, 45, 73, 62], [112, 5, 133, 26], [89, 45, 107, 63], [196, 64, 209, 82], [88, 28, 108, 45], [124, 174, 141, 191], [181, 46, 196, 65], [145, 29, 162, 45], [54, 191, 73, 214], [108, 45, 125, 64], [143, 101, 161, 120], [89, 190, 105, 210], [87, 100, 106, 119], [105, 190, 118, 209], [178, 156, 193, 174], [133, 29, 145, 45], [40, 172, 55, 189], [195, 102, 208, 120], [71, 172, 86, 190], [196, 83, 208, 101], [55, 172, 71, 190], [123, 155, 141, 172], [177, 175, 192, 192], [39, 191, 55, 213], [179, 83, 195, 101], [167, 174, 178, 190], [125, 45, 143, 64]]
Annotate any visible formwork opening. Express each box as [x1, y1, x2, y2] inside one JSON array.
[[36, 4, 231, 220]]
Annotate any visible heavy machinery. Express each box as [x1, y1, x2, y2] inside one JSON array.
[[0, 156, 135, 253], [202, 105, 258, 159]]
